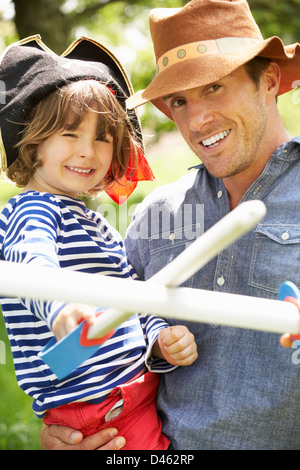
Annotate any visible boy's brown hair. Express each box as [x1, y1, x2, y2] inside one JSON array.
[[7, 79, 139, 195]]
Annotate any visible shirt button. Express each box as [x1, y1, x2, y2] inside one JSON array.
[[281, 231, 289, 241], [169, 233, 176, 242], [217, 276, 225, 286], [217, 190, 223, 198]]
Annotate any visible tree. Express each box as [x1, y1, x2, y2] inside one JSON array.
[[248, 0, 300, 43], [13, 0, 69, 52], [5, 0, 183, 53]]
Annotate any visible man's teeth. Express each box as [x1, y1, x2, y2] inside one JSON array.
[[69, 167, 92, 174], [202, 130, 230, 147]]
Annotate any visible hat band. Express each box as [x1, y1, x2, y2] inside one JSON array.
[[157, 37, 262, 73]]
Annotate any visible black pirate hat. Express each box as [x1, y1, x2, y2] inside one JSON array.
[[0, 35, 153, 202]]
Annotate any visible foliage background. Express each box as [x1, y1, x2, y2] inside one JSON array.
[[0, 0, 299, 449]]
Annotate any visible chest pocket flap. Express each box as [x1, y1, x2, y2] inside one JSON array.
[[249, 224, 300, 294]]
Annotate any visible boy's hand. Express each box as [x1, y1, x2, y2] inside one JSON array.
[[154, 325, 198, 366], [52, 303, 97, 341]]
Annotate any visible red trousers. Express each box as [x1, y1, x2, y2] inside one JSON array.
[[43, 371, 170, 450]]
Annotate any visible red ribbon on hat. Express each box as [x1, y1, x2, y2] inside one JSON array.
[[103, 84, 155, 204], [105, 146, 155, 204]]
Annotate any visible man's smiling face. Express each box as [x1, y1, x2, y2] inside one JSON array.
[[162, 65, 270, 182]]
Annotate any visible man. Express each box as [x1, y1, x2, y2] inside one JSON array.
[[41, 0, 300, 449]]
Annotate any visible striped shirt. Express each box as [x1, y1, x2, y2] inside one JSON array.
[[0, 191, 172, 418]]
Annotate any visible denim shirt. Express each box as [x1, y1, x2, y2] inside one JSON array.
[[125, 137, 300, 449]]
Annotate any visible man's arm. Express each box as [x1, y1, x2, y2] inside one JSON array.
[[40, 424, 126, 450]]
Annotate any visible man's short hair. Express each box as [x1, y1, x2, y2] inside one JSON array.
[[244, 57, 272, 89]]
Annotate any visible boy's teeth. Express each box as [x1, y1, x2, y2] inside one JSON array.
[[202, 130, 230, 147], [69, 167, 91, 174]]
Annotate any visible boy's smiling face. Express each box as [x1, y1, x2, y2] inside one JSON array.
[[27, 110, 114, 198]]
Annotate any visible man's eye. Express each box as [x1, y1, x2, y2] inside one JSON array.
[[171, 98, 186, 108]]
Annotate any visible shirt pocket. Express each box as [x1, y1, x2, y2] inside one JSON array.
[[249, 224, 300, 295], [147, 224, 202, 288], [147, 223, 219, 333]]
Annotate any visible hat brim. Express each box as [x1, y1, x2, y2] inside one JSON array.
[[127, 36, 300, 119]]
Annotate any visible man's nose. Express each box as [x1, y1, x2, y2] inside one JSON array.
[[187, 101, 215, 132]]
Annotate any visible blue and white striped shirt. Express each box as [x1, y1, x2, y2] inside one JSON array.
[[0, 191, 172, 418]]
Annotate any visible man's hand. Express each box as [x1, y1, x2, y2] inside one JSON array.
[[40, 423, 126, 450]]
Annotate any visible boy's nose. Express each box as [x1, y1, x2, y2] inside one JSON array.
[[78, 139, 96, 159]]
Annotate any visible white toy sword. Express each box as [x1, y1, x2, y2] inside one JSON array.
[[0, 200, 298, 378]]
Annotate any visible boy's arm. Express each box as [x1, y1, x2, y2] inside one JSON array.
[[2, 195, 65, 328]]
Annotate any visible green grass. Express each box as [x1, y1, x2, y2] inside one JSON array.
[[0, 314, 42, 450]]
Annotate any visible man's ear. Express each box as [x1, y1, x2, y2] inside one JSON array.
[[264, 62, 281, 104]]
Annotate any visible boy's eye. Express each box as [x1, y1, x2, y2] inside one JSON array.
[[207, 84, 221, 93], [97, 134, 113, 143], [61, 132, 77, 138]]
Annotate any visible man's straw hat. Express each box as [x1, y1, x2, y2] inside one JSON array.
[[127, 0, 300, 119]]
